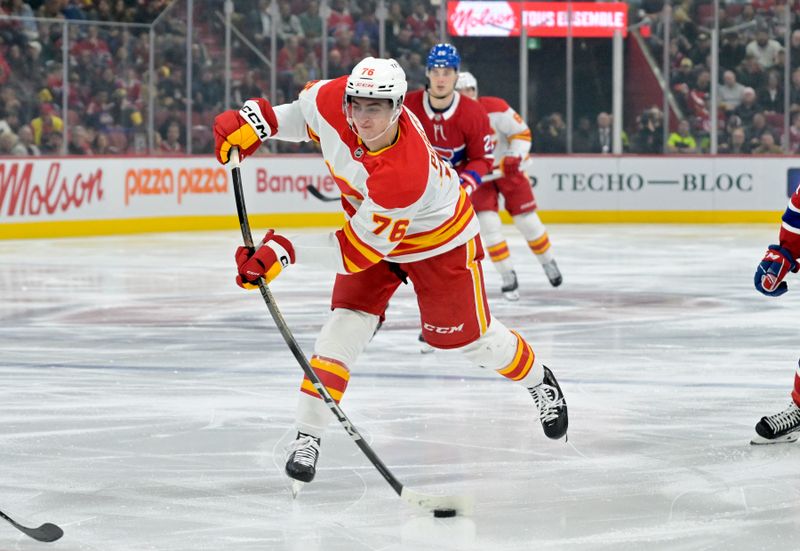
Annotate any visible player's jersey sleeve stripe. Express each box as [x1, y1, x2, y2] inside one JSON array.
[[781, 208, 800, 232], [334, 221, 384, 274], [306, 124, 320, 143], [508, 130, 532, 142]]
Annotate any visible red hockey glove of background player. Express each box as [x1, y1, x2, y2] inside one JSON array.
[[754, 244, 799, 297], [500, 155, 522, 177], [235, 230, 296, 289], [214, 98, 278, 165], [459, 170, 482, 195]]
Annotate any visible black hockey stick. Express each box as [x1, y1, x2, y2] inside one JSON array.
[[229, 149, 472, 516], [0, 509, 63, 542], [307, 184, 339, 202]]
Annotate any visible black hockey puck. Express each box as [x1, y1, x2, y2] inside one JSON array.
[[433, 508, 457, 518]]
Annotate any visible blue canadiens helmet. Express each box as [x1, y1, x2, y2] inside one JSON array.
[[426, 43, 460, 70]]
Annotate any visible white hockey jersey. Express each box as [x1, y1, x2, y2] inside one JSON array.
[[271, 77, 480, 274], [478, 96, 531, 167]]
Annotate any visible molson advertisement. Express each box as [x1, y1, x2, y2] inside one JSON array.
[[447, 1, 628, 38]]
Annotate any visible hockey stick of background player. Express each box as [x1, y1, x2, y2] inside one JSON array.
[[0, 508, 63, 542], [307, 184, 339, 202], [228, 148, 473, 517]]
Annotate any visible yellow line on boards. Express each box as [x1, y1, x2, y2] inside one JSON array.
[[0, 211, 783, 239], [500, 211, 783, 224], [0, 213, 347, 239]]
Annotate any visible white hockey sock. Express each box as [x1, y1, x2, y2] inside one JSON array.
[[294, 308, 379, 437], [477, 211, 515, 275], [513, 212, 554, 264], [457, 319, 544, 386]]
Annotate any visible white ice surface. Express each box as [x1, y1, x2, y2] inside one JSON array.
[[2, 224, 800, 551]]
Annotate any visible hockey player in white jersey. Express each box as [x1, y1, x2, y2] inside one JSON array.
[[456, 71, 562, 300], [213, 58, 569, 491]]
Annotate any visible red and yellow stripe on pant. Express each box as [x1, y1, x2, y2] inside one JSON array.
[[528, 233, 551, 255], [300, 355, 351, 403], [495, 331, 535, 381]]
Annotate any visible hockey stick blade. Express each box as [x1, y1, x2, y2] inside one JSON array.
[[228, 148, 473, 516], [0, 510, 63, 542], [401, 487, 474, 516], [307, 184, 340, 202]]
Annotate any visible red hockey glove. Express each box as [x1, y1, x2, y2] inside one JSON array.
[[754, 244, 799, 297], [459, 170, 481, 195], [500, 155, 522, 177], [235, 230, 296, 289], [214, 98, 278, 165]]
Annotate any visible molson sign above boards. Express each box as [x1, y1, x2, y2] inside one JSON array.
[[447, 1, 628, 38]]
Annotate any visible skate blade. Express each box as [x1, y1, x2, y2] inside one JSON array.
[[750, 432, 800, 445], [502, 290, 520, 301], [290, 480, 305, 498]]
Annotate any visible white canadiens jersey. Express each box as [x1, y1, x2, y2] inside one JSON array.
[[479, 96, 532, 166], [271, 77, 480, 274]]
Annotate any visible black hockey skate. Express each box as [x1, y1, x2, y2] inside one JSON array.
[[501, 270, 520, 301], [528, 366, 568, 440], [543, 260, 562, 287], [285, 432, 321, 488], [751, 402, 800, 445]]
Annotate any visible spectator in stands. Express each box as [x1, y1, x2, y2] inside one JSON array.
[[330, 26, 361, 72], [689, 32, 712, 67], [40, 129, 62, 154], [299, 0, 323, 44], [720, 70, 746, 112], [30, 103, 63, 146], [746, 27, 784, 70], [672, 6, 698, 46], [388, 24, 417, 60], [720, 31, 747, 72], [159, 120, 182, 153], [0, 130, 27, 155], [327, 48, 347, 78], [16, 124, 39, 155], [790, 111, 800, 153], [758, 70, 784, 113], [747, 112, 771, 150], [93, 131, 119, 155], [276, 0, 304, 44], [632, 108, 663, 154], [0, 107, 21, 135], [735, 87, 760, 126], [327, 0, 354, 35], [738, 54, 767, 91], [688, 69, 711, 133], [68, 125, 93, 155], [572, 116, 594, 153], [719, 126, 750, 154], [791, 67, 800, 110], [193, 69, 224, 114], [591, 111, 613, 154], [403, 52, 426, 91], [672, 57, 695, 88], [667, 118, 698, 153], [251, 0, 273, 44], [534, 113, 566, 153], [354, 2, 380, 47], [790, 30, 800, 70], [406, 0, 436, 39], [752, 130, 783, 154], [233, 70, 264, 106]]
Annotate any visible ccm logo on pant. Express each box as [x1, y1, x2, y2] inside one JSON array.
[[240, 101, 271, 140], [423, 323, 464, 334]]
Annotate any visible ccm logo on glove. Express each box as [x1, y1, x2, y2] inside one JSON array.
[[235, 230, 296, 289], [755, 244, 799, 297], [240, 100, 273, 141]]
